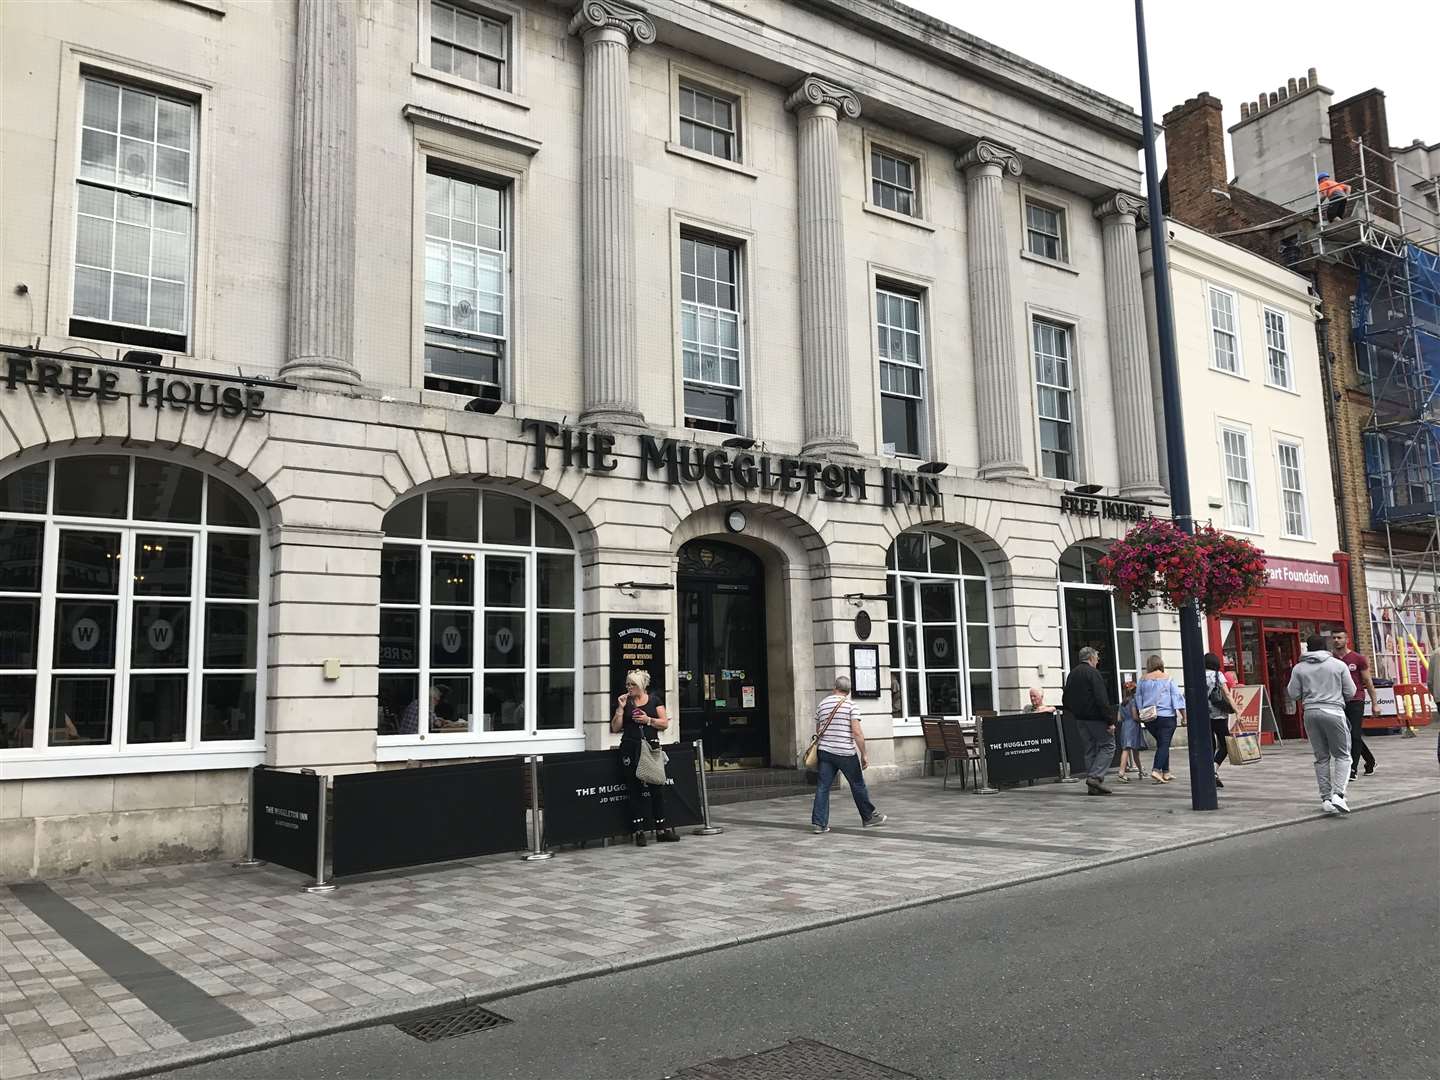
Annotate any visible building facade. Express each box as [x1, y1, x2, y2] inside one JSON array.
[[0, 0, 1176, 877]]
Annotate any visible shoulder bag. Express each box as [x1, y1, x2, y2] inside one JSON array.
[[1136, 681, 1158, 722], [803, 698, 848, 770], [635, 737, 669, 785]]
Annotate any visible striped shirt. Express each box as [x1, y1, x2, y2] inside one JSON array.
[[815, 694, 860, 756]]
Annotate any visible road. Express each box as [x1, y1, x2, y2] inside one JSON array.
[[161, 796, 1439, 1080]]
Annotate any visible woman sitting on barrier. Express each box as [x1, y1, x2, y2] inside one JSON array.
[[611, 670, 680, 847]]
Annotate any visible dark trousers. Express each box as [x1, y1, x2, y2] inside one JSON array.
[[811, 750, 876, 827], [1144, 715, 1178, 773], [1344, 700, 1375, 775], [1325, 193, 1349, 222], [1211, 716, 1230, 768], [1077, 719, 1115, 782], [619, 740, 666, 831]]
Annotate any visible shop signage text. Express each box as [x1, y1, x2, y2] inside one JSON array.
[[521, 420, 941, 509], [1263, 557, 1341, 594], [5, 355, 266, 418], [1059, 494, 1149, 521]]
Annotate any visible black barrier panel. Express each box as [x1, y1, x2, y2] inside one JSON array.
[[331, 759, 527, 877], [983, 713, 1063, 785], [540, 743, 703, 846], [252, 766, 321, 876], [1057, 709, 1087, 775]]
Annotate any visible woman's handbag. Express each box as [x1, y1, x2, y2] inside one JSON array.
[[635, 738, 669, 785], [803, 699, 847, 770], [1225, 733, 1262, 765]]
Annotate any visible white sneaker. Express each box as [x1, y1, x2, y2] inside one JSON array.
[[1320, 799, 1339, 815], [1329, 793, 1351, 813]]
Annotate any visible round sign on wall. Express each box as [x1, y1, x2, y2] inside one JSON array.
[[854, 610, 872, 641]]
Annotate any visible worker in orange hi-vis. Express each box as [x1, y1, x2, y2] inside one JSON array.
[[1318, 172, 1352, 222]]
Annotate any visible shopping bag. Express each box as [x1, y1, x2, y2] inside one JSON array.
[[1225, 733, 1261, 765]]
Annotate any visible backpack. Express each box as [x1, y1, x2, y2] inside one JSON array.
[[1207, 672, 1235, 714]]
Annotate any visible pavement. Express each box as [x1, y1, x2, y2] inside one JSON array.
[[150, 795, 1440, 1080], [3, 735, 1438, 1080]]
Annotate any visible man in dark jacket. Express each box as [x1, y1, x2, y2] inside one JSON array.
[[1063, 646, 1117, 795]]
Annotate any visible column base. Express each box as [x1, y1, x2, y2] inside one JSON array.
[[977, 461, 1030, 481], [277, 359, 362, 387], [1119, 483, 1168, 502], [801, 437, 859, 458], [579, 406, 645, 428]]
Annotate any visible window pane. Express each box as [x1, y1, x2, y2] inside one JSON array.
[[54, 601, 116, 667], [537, 552, 575, 608], [483, 491, 531, 546], [927, 533, 958, 575], [431, 610, 473, 668], [131, 602, 189, 667], [204, 605, 257, 668], [926, 673, 960, 714], [919, 583, 955, 622], [1059, 547, 1084, 583], [430, 675, 472, 733], [51, 675, 112, 745], [960, 544, 985, 577], [134, 535, 192, 596], [537, 612, 574, 668], [127, 675, 187, 744], [482, 671, 524, 731], [54, 456, 128, 519], [0, 523, 44, 591], [963, 579, 989, 622], [427, 489, 479, 543], [0, 600, 40, 669], [58, 532, 121, 595], [206, 535, 259, 599], [968, 670, 994, 714], [0, 463, 49, 514], [383, 497, 424, 539], [380, 546, 420, 604], [200, 673, 255, 741], [1, 676, 37, 749], [379, 609, 419, 669], [484, 612, 524, 668], [133, 460, 202, 523], [881, 395, 920, 457], [484, 555, 526, 608], [431, 551, 475, 605], [966, 625, 991, 670], [207, 480, 259, 528], [536, 671, 574, 730], [896, 533, 927, 571], [923, 626, 958, 669], [377, 673, 418, 734], [534, 507, 572, 550]]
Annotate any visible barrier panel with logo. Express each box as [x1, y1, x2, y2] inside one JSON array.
[[251, 766, 323, 876], [981, 713, 1064, 785], [539, 742, 703, 845], [330, 758, 528, 877]]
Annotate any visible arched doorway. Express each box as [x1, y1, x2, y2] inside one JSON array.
[[1058, 542, 1138, 704], [677, 538, 768, 766]]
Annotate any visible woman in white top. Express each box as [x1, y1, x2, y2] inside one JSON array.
[[809, 675, 887, 834]]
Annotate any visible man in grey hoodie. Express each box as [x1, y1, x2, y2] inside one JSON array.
[[1287, 634, 1357, 814]]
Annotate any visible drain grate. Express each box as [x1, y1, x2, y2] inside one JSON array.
[[666, 1038, 918, 1079], [395, 1002, 512, 1043]]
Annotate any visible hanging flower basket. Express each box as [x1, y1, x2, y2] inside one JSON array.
[[1097, 518, 1268, 614]]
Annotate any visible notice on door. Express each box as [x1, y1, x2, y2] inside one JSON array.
[[610, 619, 666, 699], [742, 685, 755, 708]]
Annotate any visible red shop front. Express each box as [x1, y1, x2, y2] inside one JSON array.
[[1208, 554, 1353, 741]]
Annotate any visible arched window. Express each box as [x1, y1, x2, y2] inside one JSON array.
[[0, 455, 265, 770], [1059, 541, 1138, 702], [886, 529, 995, 721], [377, 488, 580, 753]]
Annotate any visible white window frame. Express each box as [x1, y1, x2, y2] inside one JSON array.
[[1207, 284, 1244, 376], [0, 453, 267, 780], [376, 489, 583, 761], [1022, 196, 1069, 265], [1219, 422, 1259, 532], [868, 144, 922, 219], [678, 231, 745, 434], [1275, 437, 1311, 540], [665, 62, 756, 178], [874, 281, 928, 458], [414, 0, 526, 107], [1263, 305, 1295, 391], [1032, 315, 1078, 482], [677, 81, 739, 163]]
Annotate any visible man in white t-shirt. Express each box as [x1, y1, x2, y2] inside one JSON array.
[[809, 675, 888, 834]]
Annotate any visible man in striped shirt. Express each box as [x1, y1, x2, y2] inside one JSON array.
[[810, 675, 888, 834]]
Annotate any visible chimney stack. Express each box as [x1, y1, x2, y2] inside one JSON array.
[[1162, 93, 1229, 231]]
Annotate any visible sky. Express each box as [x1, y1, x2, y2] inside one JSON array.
[[904, 0, 1434, 177]]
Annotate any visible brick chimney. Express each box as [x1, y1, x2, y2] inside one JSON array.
[[1163, 93, 1229, 231], [1329, 89, 1398, 223]]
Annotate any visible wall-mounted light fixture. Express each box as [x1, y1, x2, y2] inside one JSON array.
[[616, 581, 676, 597], [722, 435, 756, 450], [1068, 483, 1104, 496], [842, 592, 891, 606], [916, 460, 948, 474], [465, 395, 503, 414]]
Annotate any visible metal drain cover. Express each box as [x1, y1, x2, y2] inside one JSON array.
[[667, 1038, 917, 1079], [395, 1002, 511, 1042]]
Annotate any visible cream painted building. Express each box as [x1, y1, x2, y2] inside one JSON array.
[[1, 0, 1176, 877]]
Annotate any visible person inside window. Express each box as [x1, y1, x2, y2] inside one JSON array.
[[400, 683, 461, 734]]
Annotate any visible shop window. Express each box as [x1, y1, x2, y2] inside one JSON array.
[[377, 489, 580, 748], [0, 456, 264, 768], [1059, 541, 1137, 703], [886, 530, 994, 722]]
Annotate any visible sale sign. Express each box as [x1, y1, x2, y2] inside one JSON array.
[[1229, 685, 1265, 736]]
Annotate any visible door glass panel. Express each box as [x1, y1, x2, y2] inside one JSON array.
[[127, 674, 187, 743], [431, 611, 473, 668], [0, 522, 44, 591], [54, 601, 117, 667], [431, 552, 475, 605], [51, 675, 112, 745], [429, 675, 471, 733], [483, 672, 524, 731], [919, 583, 955, 622], [926, 672, 960, 714], [131, 603, 189, 667], [923, 625, 958, 669], [58, 531, 121, 594], [484, 612, 524, 668], [1064, 588, 1118, 703], [134, 535, 192, 596]]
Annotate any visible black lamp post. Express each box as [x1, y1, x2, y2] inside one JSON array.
[[1135, 0, 1217, 811]]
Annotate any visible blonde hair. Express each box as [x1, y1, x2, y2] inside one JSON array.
[[625, 669, 651, 691]]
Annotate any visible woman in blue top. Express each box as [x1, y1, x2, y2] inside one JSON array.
[[1134, 655, 1186, 783]]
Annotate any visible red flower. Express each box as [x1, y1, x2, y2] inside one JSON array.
[[1097, 518, 1267, 613]]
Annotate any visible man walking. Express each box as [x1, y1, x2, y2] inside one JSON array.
[[1062, 646, 1116, 795], [809, 675, 887, 834], [1288, 634, 1356, 815], [1332, 629, 1378, 778]]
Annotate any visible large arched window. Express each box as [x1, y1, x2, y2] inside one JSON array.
[[0, 454, 265, 771], [886, 529, 996, 722], [376, 488, 580, 754], [1059, 541, 1138, 703]]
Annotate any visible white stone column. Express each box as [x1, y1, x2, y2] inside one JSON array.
[[786, 76, 861, 457], [1094, 192, 1165, 500], [956, 140, 1027, 480], [282, 0, 361, 387], [570, 0, 655, 427]]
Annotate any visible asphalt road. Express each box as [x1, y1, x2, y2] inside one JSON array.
[[162, 796, 1440, 1080]]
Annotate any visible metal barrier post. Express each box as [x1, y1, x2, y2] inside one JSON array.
[[232, 766, 265, 868], [973, 718, 998, 795], [1054, 712, 1080, 783], [693, 739, 723, 836], [522, 755, 553, 861], [303, 773, 336, 893]]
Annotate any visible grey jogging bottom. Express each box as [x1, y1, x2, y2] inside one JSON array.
[[1304, 707, 1351, 802]]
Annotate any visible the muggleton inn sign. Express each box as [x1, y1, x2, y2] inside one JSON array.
[[4, 352, 267, 418], [521, 419, 942, 508]]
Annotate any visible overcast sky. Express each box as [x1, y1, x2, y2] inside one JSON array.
[[906, 0, 1434, 180]]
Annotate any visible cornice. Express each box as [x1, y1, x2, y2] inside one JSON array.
[[568, 0, 657, 44], [784, 75, 862, 118], [956, 138, 1021, 178]]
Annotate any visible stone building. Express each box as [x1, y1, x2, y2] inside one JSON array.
[[0, 0, 1173, 877]]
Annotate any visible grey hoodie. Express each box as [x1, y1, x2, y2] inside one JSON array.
[[1286, 649, 1356, 717]]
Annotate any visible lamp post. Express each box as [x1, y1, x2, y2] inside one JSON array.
[[1135, 0, 1217, 811]]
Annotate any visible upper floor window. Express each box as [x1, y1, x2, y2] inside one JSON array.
[[1221, 425, 1256, 530], [1033, 318, 1075, 481], [1208, 286, 1242, 374], [680, 234, 743, 433], [429, 0, 508, 90], [1264, 307, 1293, 389], [424, 168, 507, 400], [1024, 199, 1067, 262], [73, 76, 196, 353], [870, 148, 919, 217], [876, 285, 925, 457], [1276, 440, 1310, 538], [678, 83, 738, 162]]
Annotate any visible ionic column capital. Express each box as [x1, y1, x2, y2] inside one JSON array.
[[568, 0, 656, 45], [956, 138, 1022, 178], [1094, 190, 1149, 224], [784, 75, 862, 119]]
